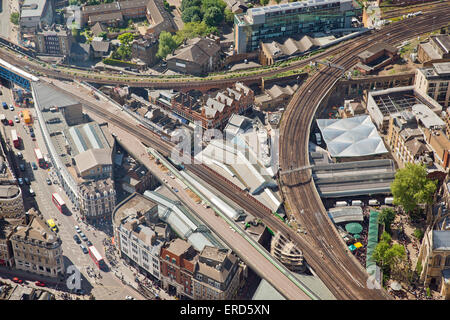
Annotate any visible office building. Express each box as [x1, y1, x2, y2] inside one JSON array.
[[34, 27, 73, 56], [234, 0, 358, 54], [415, 62, 450, 108], [417, 34, 450, 65], [20, 0, 53, 33]]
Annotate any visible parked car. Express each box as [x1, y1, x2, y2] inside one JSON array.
[[8, 120, 13, 126], [17, 152, 23, 159], [31, 162, 37, 170], [2, 102, 8, 109], [14, 115, 19, 123], [29, 127, 34, 133], [30, 132, 35, 139], [79, 232, 87, 241], [75, 225, 81, 233], [80, 245, 88, 254], [35, 281, 45, 287], [19, 163, 25, 171], [73, 235, 81, 244], [24, 177, 30, 185], [12, 277, 23, 284], [86, 240, 93, 247], [18, 177, 24, 185], [9, 104, 14, 111], [46, 178, 52, 185]]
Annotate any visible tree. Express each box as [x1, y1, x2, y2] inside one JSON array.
[[391, 163, 437, 214], [181, 6, 202, 23], [224, 8, 234, 24], [275, 0, 282, 3], [157, 31, 179, 59], [98, 31, 108, 40], [118, 32, 134, 46], [181, 0, 202, 11], [203, 6, 224, 27], [372, 240, 390, 268], [174, 21, 217, 43], [378, 208, 396, 233], [10, 12, 20, 25], [200, 0, 226, 14], [260, 0, 269, 6]]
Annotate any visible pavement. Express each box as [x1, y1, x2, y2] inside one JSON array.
[[0, 0, 19, 44]]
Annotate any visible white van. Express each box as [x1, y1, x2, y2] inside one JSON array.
[[384, 197, 394, 205], [368, 199, 380, 206], [351, 200, 363, 207], [315, 132, 322, 145], [335, 201, 348, 207]]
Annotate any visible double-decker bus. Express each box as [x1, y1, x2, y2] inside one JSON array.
[[88, 246, 106, 270], [11, 129, 19, 148], [52, 193, 67, 214], [34, 148, 46, 168]]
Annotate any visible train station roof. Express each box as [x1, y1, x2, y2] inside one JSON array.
[[316, 115, 388, 157]]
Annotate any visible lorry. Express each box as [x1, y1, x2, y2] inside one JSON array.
[[351, 200, 363, 207], [335, 201, 348, 207], [368, 199, 380, 206], [384, 197, 394, 205]]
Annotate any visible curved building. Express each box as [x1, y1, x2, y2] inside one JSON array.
[[0, 185, 24, 218]]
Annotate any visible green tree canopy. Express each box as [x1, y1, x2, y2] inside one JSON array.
[[378, 208, 396, 233], [224, 8, 234, 24], [391, 163, 437, 213], [10, 12, 20, 25], [118, 32, 134, 46], [260, 0, 269, 6], [181, 0, 202, 11], [157, 31, 179, 59], [203, 6, 224, 27], [181, 6, 202, 23], [174, 21, 218, 43], [200, 0, 226, 14]]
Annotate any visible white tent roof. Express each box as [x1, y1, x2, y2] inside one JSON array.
[[316, 115, 388, 157]]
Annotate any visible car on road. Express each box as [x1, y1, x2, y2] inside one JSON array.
[[2, 102, 7, 109], [8, 120, 13, 126], [31, 162, 37, 170], [30, 132, 35, 139], [80, 245, 88, 254], [79, 233, 88, 241], [46, 178, 52, 185], [29, 127, 34, 133], [29, 187, 35, 196], [9, 105, 14, 111], [75, 225, 81, 233], [14, 115, 19, 123], [18, 177, 24, 185], [125, 296, 134, 300], [17, 152, 23, 159], [24, 177, 30, 185], [35, 281, 45, 287], [19, 163, 25, 172], [174, 188, 178, 193], [12, 277, 23, 284], [73, 235, 81, 244], [86, 240, 93, 247]]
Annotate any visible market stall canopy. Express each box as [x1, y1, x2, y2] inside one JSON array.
[[345, 222, 363, 234]]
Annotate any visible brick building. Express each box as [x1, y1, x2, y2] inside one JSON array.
[[417, 35, 450, 65], [131, 36, 159, 67], [159, 238, 198, 298], [355, 42, 399, 75], [148, 82, 254, 129]]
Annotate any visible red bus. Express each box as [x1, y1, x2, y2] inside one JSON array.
[[34, 148, 46, 168], [88, 246, 106, 270], [52, 193, 67, 214], [11, 130, 19, 148]]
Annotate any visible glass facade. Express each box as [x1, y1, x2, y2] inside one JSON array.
[[234, 0, 358, 53]]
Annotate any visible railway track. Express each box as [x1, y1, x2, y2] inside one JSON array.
[[381, 0, 447, 19], [279, 8, 450, 300], [26, 4, 450, 300]]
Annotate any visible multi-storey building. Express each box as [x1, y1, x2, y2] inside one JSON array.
[[417, 35, 450, 65], [20, 0, 54, 33], [131, 36, 159, 67], [113, 193, 169, 281], [34, 28, 73, 56], [148, 82, 254, 129], [81, 0, 149, 26], [0, 218, 22, 267], [160, 238, 198, 298], [166, 37, 222, 76], [192, 246, 241, 300], [233, 0, 358, 54], [418, 228, 450, 299], [415, 62, 450, 108], [32, 82, 116, 222], [10, 209, 65, 279]]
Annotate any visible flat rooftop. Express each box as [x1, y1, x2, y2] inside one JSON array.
[[113, 192, 158, 226]]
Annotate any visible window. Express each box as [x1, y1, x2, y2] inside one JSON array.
[[172, 258, 176, 264], [196, 274, 203, 281], [433, 255, 442, 267], [445, 256, 450, 267]]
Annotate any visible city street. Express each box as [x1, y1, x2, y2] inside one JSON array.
[[0, 85, 145, 300]]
